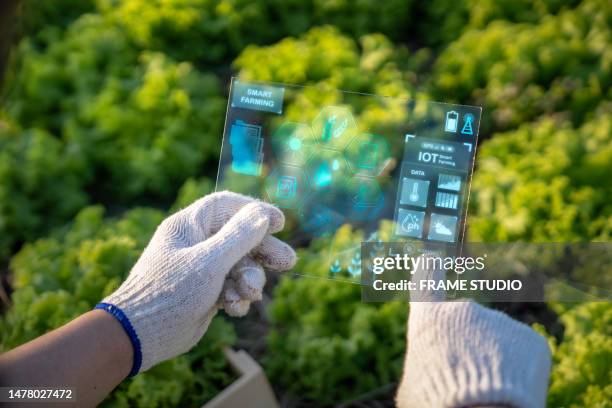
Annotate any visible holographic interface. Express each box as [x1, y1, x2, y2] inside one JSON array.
[[217, 78, 481, 280]]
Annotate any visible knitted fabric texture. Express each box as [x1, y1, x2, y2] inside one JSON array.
[[396, 301, 551, 408]]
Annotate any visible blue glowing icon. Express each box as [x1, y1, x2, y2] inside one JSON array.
[[272, 122, 313, 166], [357, 141, 378, 169], [322, 115, 336, 142], [312, 106, 357, 150], [400, 178, 429, 208], [347, 251, 361, 276], [313, 159, 340, 188], [276, 175, 297, 199], [264, 166, 306, 209], [435, 191, 459, 209], [348, 177, 384, 221], [438, 174, 461, 191], [229, 120, 263, 176], [333, 119, 348, 139], [314, 163, 332, 188], [445, 111, 458, 133], [330, 259, 342, 274], [321, 114, 348, 142], [332, 159, 340, 171], [395, 209, 425, 238], [428, 213, 458, 242], [288, 137, 302, 151], [461, 113, 474, 135]]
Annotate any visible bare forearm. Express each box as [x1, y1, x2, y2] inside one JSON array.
[[0, 310, 132, 407]]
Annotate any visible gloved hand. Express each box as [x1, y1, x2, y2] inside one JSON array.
[[396, 259, 552, 408], [96, 191, 296, 375]]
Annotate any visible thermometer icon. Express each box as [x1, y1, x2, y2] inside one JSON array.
[[409, 182, 419, 202]]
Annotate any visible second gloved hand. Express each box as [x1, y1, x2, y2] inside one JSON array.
[[396, 257, 552, 408], [98, 192, 296, 374]]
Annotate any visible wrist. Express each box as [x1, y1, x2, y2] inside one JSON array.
[[93, 303, 141, 377]]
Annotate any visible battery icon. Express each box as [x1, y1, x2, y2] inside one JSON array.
[[445, 111, 458, 133]]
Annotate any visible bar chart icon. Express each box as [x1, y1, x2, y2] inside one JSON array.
[[435, 192, 459, 209], [438, 174, 461, 191]]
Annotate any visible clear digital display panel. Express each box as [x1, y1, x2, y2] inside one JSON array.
[[216, 78, 481, 280]]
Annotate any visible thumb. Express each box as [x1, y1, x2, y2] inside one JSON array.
[[187, 201, 279, 276]]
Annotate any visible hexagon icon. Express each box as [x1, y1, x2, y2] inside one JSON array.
[[298, 192, 346, 237], [271, 122, 315, 166], [345, 133, 390, 177], [264, 165, 309, 209], [305, 149, 349, 192], [311, 106, 358, 151], [346, 176, 385, 221]]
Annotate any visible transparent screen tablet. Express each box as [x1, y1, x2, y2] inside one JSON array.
[[216, 78, 481, 281]]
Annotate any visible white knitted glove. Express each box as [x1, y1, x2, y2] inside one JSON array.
[[96, 191, 296, 375], [396, 261, 552, 408]]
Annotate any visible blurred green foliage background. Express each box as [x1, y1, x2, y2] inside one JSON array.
[[0, 0, 610, 406]]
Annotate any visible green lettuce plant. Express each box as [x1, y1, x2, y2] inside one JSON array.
[[430, 0, 610, 133], [97, 0, 415, 65], [0, 125, 89, 258], [18, 0, 96, 38], [234, 26, 424, 98], [543, 302, 612, 407], [417, 0, 582, 48], [470, 108, 611, 242], [6, 14, 225, 201]]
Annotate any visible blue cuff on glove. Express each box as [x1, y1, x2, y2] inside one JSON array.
[[94, 302, 142, 377]]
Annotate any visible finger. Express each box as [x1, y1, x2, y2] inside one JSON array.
[[188, 201, 273, 274], [252, 235, 297, 272], [221, 279, 251, 317], [189, 191, 285, 235], [410, 255, 446, 303], [166, 191, 285, 242], [229, 258, 266, 301]]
